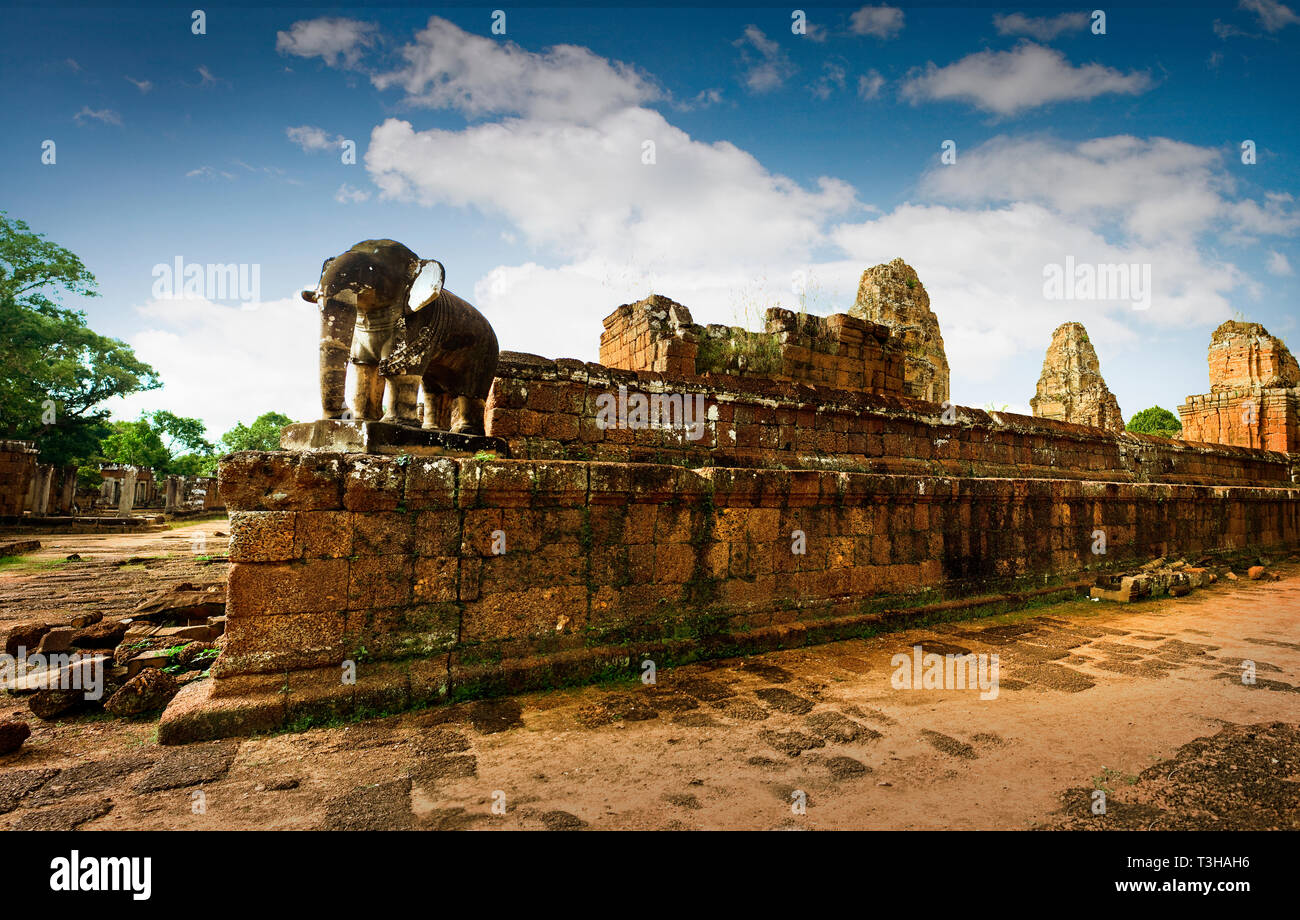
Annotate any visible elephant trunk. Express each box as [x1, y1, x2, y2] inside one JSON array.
[[319, 296, 357, 418]]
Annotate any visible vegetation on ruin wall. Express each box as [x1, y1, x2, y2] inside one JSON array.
[[695, 326, 784, 376]]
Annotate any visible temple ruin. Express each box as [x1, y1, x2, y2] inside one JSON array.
[[1031, 322, 1125, 432], [850, 258, 950, 404], [158, 257, 1300, 743], [1180, 320, 1300, 453]]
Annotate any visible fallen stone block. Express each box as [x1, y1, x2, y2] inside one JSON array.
[[34, 627, 74, 655], [1248, 565, 1266, 580], [29, 689, 91, 721], [69, 612, 103, 629], [127, 652, 172, 678], [0, 720, 30, 755], [3, 622, 53, 658], [132, 582, 226, 623], [70, 618, 129, 649], [104, 668, 179, 717]]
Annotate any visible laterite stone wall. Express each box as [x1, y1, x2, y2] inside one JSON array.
[[216, 452, 1300, 685]]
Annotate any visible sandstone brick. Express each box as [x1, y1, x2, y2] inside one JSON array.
[[227, 559, 350, 619], [228, 511, 296, 563]]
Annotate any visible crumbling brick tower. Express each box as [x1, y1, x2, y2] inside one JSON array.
[[1031, 322, 1125, 432], [850, 258, 950, 405], [1179, 320, 1300, 452]]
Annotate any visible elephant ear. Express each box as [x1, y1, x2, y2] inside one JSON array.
[[408, 259, 445, 312]]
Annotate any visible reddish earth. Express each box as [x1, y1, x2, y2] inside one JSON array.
[[1, 519, 1297, 830]]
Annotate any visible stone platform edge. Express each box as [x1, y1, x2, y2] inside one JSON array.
[[159, 581, 1090, 744]]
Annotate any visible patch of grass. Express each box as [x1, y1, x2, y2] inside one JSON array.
[[0, 555, 68, 574]]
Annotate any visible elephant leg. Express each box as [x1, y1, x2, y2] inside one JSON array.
[[351, 363, 386, 421], [449, 396, 487, 436], [319, 300, 356, 418], [422, 388, 450, 431], [383, 375, 421, 424]]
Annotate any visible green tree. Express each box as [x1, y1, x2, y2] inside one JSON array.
[[100, 419, 170, 470], [220, 411, 296, 453], [1127, 406, 1183, 438], [0, 213, 162, 466]]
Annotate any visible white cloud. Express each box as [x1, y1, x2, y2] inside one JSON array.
[[858, 70, 885, 100], [900, 42, 1152, 115], [351, 19, 1293, 414], [125, 76, 152, 93], [185, 165, 235, 180], [373, 16, 659, 122], [334, 183, 370, 204], [286, 124, 344, 153], [1240, 0, 1300, 31], [113, 295, 320, 441], [733, 25, 797, 93], [993, 11, 1089, 40], [1267, 250, 1294, 275], [849, 5, 905, 39], [809, 61, 847, 100], [73, 106, 122, 126], [196, 65, 222, 87], [276, 17, 378, 69]]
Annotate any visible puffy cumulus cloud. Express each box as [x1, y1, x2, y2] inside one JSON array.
[[365, 112, 856, 271], [900, 42, 1151, 115], [848, 5, 905, 39], [993, 11, 1090, 40], [112, 294, 321, 440], [920, 135, 1299, 245], [275, 17, 378, 69], [732, 25, 797, 93], [372, 16, 658, 123]]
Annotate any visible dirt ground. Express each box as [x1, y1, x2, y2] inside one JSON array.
[[1, 518, 1297, 830]]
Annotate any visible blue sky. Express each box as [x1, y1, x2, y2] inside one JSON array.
[[3, 2, 1298, 438]]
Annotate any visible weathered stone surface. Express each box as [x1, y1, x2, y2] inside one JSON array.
[[3, 622, 52, 657], [0, 719, 31, 755], [1208, 321, 1300, 391], [104, 668, 180, 716], [132, 581, 225, 622], [34, 627, 74, 655], [71, 617, 129, 649], [1031, 322, 1124, 431], [29, 688, 89, 720], [850, 258, 950, 403]]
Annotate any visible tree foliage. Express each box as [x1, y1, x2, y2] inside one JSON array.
[[1126, 406, 1183, 438], [0, 213, 161, 466], [220, 412, 296, 453]]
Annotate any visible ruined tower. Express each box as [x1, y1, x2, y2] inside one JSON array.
[[850, 258, 950, 404], [1179, 320, 1300, 452], [1030, 322, 1124, 431]]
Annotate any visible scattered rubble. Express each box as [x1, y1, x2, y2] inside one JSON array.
[[1090, 556, 1279, 604]]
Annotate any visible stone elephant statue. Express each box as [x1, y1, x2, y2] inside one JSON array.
[[301, 239, 499, 435]]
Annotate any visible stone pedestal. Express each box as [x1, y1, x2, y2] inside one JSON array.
[[281, 419, 508, 458]]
